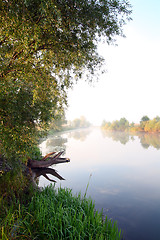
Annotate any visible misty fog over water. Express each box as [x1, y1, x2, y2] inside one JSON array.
[[39, 127, 160, 240]]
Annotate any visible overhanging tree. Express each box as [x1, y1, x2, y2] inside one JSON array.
[[0, 0, 132, 163]]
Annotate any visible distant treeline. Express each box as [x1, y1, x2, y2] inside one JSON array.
[[67, 116, 91, 129], [101, 116, 160, 133], [49, 116, 91, 134]]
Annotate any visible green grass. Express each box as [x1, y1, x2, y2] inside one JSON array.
[[0, 185, 122, 240]]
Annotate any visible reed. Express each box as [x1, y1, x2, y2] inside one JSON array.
[[0, 185, 122, 240]]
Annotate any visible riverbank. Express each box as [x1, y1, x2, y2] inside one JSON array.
[[0, 182, 122, 240]]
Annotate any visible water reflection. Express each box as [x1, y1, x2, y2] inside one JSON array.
[[102, 131, 131, 145], [102, 130, 160, 150], [46, 136, 67, 151], [137, 132, 160, 150], [31, 167, 65, 184], [67, 128, 92, 141], [39, 127, 160, 240], [40, 129, 92, 156], [40, 136, 67, 156]]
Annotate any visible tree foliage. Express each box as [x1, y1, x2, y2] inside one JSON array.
[[102, 117, 129, 131], [0, 0, 132, 162], [70, 116, 91, 129], [140, 116, 150, 122], [139, 115, 149, 129], [102, 116, 160, 133]]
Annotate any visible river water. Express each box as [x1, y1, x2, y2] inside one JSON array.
[[39, 127, 160, 240]]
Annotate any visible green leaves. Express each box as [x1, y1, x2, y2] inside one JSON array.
[[0, 0, 132, 162]]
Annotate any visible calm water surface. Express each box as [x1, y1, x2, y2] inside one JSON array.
[[39, 127, 160, 240]]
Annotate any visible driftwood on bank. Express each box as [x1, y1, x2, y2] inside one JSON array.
[[0, 152, 69, 184], [28, 151, 70, 183], [27, 151, 70, 169]]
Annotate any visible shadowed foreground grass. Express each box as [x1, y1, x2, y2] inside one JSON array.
[[1, 185, 122, 240]]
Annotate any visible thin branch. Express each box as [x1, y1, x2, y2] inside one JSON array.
[[42, 152, 56, 160]]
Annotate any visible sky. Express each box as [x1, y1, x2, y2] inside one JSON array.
[[66, 0, 160, 126]]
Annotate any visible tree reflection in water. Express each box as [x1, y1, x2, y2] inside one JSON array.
[[40, 136, 67, 156], [102, 130, 160, 150], [68, 128, 92, 141], [101, 131, 131, 145], [45, 136, 67, 152], [137, 132, 160, 150], [40, 128, 92, 156]]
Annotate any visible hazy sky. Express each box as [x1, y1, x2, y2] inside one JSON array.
[[66, 0, 160, 125]]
